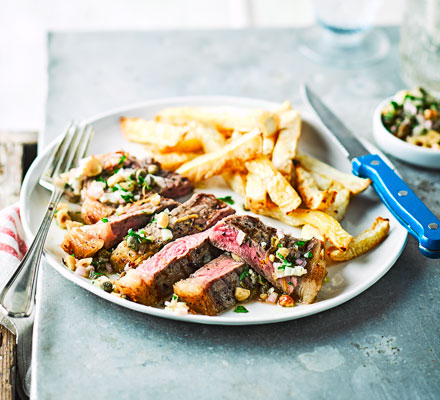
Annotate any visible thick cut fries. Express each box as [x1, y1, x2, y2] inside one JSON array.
[[222, 172, 247, 197], [193, 124, 226, 153], [245, 170, 268, 212], [176, 129, 262, 182], [120, 117, 202, 153], [324, 182, 351, 221], [144, 149, 202, 171], [296, 152, 371, 194], [327, 217, 390, 261], [295, 164, 337, 210], [156, 107, 279, 137], [259, 205, 352, 251], [272, 110, 302, 176], [301, 224, 325, 242], [245, 157, 302, 213]]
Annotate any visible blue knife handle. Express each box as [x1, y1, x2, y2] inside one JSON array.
[[352, 154, 440, 259]]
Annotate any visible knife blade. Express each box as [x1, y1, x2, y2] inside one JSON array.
[[301, 84, 440, 259]]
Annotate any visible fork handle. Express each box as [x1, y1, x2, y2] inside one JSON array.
[[0, 188, 63, 317]]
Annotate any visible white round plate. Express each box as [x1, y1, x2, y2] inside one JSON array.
[[20, 96, 408, 325]]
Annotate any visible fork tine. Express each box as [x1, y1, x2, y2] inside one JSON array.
[[51, 122, 82, 178], [44, 121, 73, 179], [69, 124, 94, 170]]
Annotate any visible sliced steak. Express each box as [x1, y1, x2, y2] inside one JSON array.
[[64, 150, 193, 224], [110, 193, 235, 272], [61, 196, 179, 259], [114, 230, 220, 305], [209, 215, 326, 304], [173, 254, 254, 316]]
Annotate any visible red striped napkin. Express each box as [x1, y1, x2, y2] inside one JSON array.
[[0, 204, 32, 399]]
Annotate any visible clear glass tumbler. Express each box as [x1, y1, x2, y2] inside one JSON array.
[[400, 0, 440, 93], [300, 0, 389, 67]]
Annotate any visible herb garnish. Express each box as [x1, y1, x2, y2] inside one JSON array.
[[118, 154, 126, 165], [126, 228, 152, 243], [239, 269, 249, 281], [288, 282, 294, 287], [296, 240, 306, 247], [93, 272, 106, 279], [121, 192, 134, 203], [275, 249, 293, 270], [102, 218, 109, 223], [138, 175, 151, 190], [96, 175, 108, 187], [304, 251, 313, 259], [218, 196, 234, 205], [172, 294, 178, 301], [234, 305, 249, 313]]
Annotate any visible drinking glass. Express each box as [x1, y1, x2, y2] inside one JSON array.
[[400, 0, 440, 93], [300, 0, 389, 67]]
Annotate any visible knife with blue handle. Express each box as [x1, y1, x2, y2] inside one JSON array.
[[302, 84, 440, 258]]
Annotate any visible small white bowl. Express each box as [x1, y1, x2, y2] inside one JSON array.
[[373, 97, 440, 169]]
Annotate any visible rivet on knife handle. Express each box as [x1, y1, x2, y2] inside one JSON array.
[[352, 154, 440, 259]]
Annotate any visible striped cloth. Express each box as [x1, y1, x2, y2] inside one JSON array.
[[0, 205, 33, 399]]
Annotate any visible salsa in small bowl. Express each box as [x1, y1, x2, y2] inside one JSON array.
[[373, 88, 440, 169]]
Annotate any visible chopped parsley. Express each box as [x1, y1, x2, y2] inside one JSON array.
[[93, 272, 106, 279], [101, 218, 109, 223], [96, 175, 108, 187], [121, 192, 134, 203], [275, 249, 293, 270], [288, 282, 294, 287], [118, 154, 126, 165], [239, 269, 249, 281], [172, 294, 178, 301], [218, 196, 234, 205], [304, 251, 313, 259], [234, 305, 249, 313], [148, 217, 157, 226], [296, 240, 307, 247], [138, 175, 151, 190], [126, 228, 152, 243]]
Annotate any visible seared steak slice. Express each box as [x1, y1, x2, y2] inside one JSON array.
[[64, 150, 193, 224], [61, 196, 178, 259], [110, 193, 235, 272], [81, 196, 115, 225], [209, 215, 326, 304], [114, 230, 220, 305], [174, 254, 253, 316]]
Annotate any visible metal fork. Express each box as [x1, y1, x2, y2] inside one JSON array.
[[0, 122, 93, 317]]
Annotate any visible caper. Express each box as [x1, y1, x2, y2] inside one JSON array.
[[127, 235, 139, 251], [102, 280, 113, 293], [135, 169, 147, 181], [147, 164, 159, 175], [146, 174, 155, 187]]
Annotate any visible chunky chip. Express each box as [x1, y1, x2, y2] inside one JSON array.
[[120, 117, 202, 153], [272, 110, 302, 176], [144, 149, 202, 171], [156, 106, 279, 137], [259, 203, 352, 251], [244, 170, 268, 212], [222, 172, 247, 197], [245, 156, 302, 213], [176, 129, 262, 182], [296, 151, 371, 194], [327, 217, 390, 261], [295, 164, 337, 210]]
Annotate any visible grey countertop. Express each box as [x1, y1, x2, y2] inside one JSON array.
[[32, 28, 439, 399]]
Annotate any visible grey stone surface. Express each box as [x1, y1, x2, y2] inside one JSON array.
[[33, 28, 439, 399]]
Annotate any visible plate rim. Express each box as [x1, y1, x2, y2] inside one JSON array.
[[20, 95, 408, 325]]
